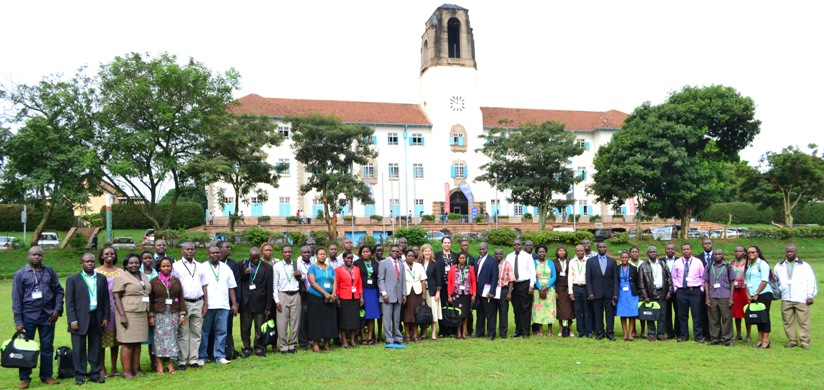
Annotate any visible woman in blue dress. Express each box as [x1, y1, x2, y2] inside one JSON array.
[[616, 250, 639, 341]]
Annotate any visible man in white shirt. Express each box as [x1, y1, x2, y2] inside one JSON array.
[[172, 242, 209, 370], [774, 244, 817, 349], [197, 246, 238, 365], [273, 245, 303, 354], [327, 244, 343, 269], [506, 239, 536, 338], [568, 244, 593, 338]]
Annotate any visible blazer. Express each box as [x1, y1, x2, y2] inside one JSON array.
[[637, 259, 672, 301], [239, 260, 274, 314], [354, 258, 379, 290], [336, 265, 363, 300], [474, 255, 499, 297], [616, 264, 639, 296], [447, 265, 477, 296], [377, 257, 406, 303], [66, 272, 110, 335], [423, 258, 444, 296], [585, 255, 619, 299], [149, 276, 186, 314]]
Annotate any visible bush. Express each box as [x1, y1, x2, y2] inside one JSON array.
[[67, 231, 88, 251], [421, 214, 436, 221], [393, 227, 428, 246], [793, 203, 824, 225], [744, 226, 824, 239], [447, 213, 462, 221], [699, 202, 773, 224], [498, 215, 509, 219], [99, 202, 204, 229], [359, 235, 377, 248], [155, 229, 183, 246], [257, 216, 271, 223], [590, 215, 602, 222], [309, 230, 334, 247], [316, 209, 324, 219], [286, 216, 299, 222], [343, 215, 355, 222], [606, 232, 630, 246], [288, 231, 308, 247], [523, 230, 595, 246], [181, 231, 212, 246], [486, 227, 518, 246], [522, 212, 533, 219], [0, 204, 75, 231], [474, 215, 485, 223], [244, 227, 271, 247], [78, 214, 103, 228], [370, 215, 383, 222]]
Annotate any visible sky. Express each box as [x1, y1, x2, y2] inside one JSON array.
[[3, 1, 822, 164]]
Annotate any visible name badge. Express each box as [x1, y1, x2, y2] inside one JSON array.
[[560, 272, 566, 277], [459, 285, 465, 290], [713, 283, 721, 289], [351, 287, 357, 293], [141, 296, 150, 303], [32, 291, 43, 299], [323, 283, 331, 289], [165, 298, 173, 305], [622, 286, 629, 292], [249, 284, 257, 290], [733, 281, 740, 287], [367, 279, 373, 285], [445, 265, 451, 272]]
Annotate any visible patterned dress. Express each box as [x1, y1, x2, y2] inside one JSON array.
[[532, 260, 556, 325], [96, 267, 124, 347]]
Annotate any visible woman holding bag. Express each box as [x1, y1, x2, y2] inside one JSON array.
[[744, 246, 774, 349], [401, 249, 426, 342], [420, 244, 443, 340], [447, 252, 476, 339]]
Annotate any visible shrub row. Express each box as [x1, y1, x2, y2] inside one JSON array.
[[699, 202, 774, 224], [522, 230, 595, 247], [393, 227, 428, 246], [0, 204, 75, 231], [99, 202, 204, 229]]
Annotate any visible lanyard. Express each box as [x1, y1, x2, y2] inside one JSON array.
[[282, 261, 294, 283], [458, 265, 467, 284], [621, 266, 629, 282], [32, 269, 41, 291], [346, 266, 356, 284], [558, 259, 568, 274], [183, 261, 197, 279], [82, 272, 97, 295], [405, 263, 415, 279], [250, 262, 260, 282], [209, 262, 221, 282], [365, 262, 373, 278], [537, 261, 550, 287], [575, 258, 586, 276], [746, 260, 758, 281], [712, 263, 725, 281], [131, 271, 146, 290], [787, 261, 796, 280]]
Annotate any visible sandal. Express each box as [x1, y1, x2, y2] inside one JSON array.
[[754, 341, 763, 348]]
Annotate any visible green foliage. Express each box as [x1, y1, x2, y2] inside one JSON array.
[[257, 216, 271, 223], [474, 215, 485, 223], [0, 204, 75, 231], [699, 202, 774, 224], [77, 214, 103, 228], [369, 215, 383, 222], [793, 203, 824, 225], [316, 209, 324, 219], [288, 231, 308, 248], [308, 230, 334, 247], [159, 185, 208, 211], [522, 212, 533, 219], [286, 216, 299, 222], [67, 231, 88, 251], [243, 227, 271, 247], [476, 120, 583, 231], [745, 226, 824, 239], [498, 215, 510, 219], [217, 231, 243, 244], [181, 231, 211, 246], [422, 214, 436, 221], [393, 227, 428, 246], [154, 229, 183, 245], [523, 230, 595, 246], [97, 52, 239, 230], [589, 215, 601, 222], [447, 213, 462, 220], [485, 228, 518, 246], [359, 235, 377, 248], [606, 232, 630, 246], [100, 202, 204, 230], [343, 215, 355, 222]]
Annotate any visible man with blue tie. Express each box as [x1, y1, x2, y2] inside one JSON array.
[[473, 243, 499, 340], [586, 242, 618, 341]]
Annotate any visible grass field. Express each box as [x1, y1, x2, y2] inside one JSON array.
[[0, 237, 822, 388]]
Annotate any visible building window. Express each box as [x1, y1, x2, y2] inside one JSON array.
[[225, 197, 235, 204], [447, 18, 461, 58], [362, 163, 375, 178], [278, 126, 290, 140], [451, 162, 466, 179], [578, 199, 589, 216], [411, 133, 423, 146], [277, 158, 290, 175], [413, 163, 424, 179], [514, 205, 523, 216], [250, 197, 260, 204], [577, 138, 591, 151], [279, 197, 290, 204], [388, 133, 399, 145], [388, 163, 399, 179], [414, 199, 424, 206], [577, 166, 587, 180], [450, 133, 465, 146]]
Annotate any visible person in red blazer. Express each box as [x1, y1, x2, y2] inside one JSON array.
[[335, 251, 363, 348], [447, 252, 476, 339]]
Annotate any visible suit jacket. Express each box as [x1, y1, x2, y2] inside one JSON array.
[[423, 258, 444, 296], [239, 260, 274, 314], [585, 255, 619, 299], [65, 272, 110, 335], [354, 258, 379, 290], [473, 254, 499, 297], [447, 265, 477, 296], [378, 257, 406, 303], [435, 250, 458, 289], [637, 259, 673, 301]]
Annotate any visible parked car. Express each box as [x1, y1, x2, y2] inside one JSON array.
[[688, 227, 708, 238], [142, 229, 155, 245], [112, 237, 136, 251], [427, 231, 446, 241], [628, 228, 652, 239], [591, 228, 615, 242], [37, 232, 60, 249], [0, 236, 19, 250]]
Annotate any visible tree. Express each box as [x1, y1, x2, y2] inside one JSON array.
[[1, 72, 102, 246], [590, 85, 760, 238], [193, 115, 287, 231], [159, 185, 208, 211], [96, 52, 239, 230], [740, 145, 824, 227], [476, 120, 583, 231], [287, 114, 377, 239]]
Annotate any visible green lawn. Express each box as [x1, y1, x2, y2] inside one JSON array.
[[0, 244, 822, 388]]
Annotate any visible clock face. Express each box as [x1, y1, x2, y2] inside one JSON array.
[[450, 95, 465, 112]]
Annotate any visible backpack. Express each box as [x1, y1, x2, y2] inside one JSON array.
[[54, 346, 73, 379], [768, 267, 782, 301]]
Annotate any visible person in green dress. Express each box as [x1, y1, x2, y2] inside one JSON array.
[[531, 245, 557, 336]]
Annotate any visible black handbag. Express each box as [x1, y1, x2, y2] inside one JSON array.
[[744, 302, 768, 325], [259, 319, 278, 346], [415, 301, 434, 325], [442, 303, 463, 327], [637, 302, 662, 322], [1, 332, 39, 369], [54, 346, 73, 379]]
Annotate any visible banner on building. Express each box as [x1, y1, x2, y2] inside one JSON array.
[[459, 181, 474, 215], [444, 183, 450, 214]]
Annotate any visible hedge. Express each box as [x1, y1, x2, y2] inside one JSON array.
[[393, 227, 428, 246], [522, 230, 595, 247], [699, 202, 774, 224], [792, 203, 824, 225], [0, 204, 75, 231], [99, 202, 204, 230], [486, 228, 518, 246]]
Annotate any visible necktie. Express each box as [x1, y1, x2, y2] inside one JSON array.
[[682, 259, 689, 287], [477, 256, 485, 275], [600, 256, 606, 275], [514, 252, 520, 280], [394, 260, 400, 279]]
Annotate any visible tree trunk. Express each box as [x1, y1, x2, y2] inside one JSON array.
[[783, 192, 794, 227], [324, 201, 338, 240], [679, 208, 693, 240], [537, 204, 547, 232], [30, 203, 55, 247]]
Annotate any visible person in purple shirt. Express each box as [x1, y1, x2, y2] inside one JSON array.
[[11, 246, 65, 388], [671, 243, 705, 343], [703, 249, 735, 346]]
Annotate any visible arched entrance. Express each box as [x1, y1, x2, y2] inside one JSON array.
[[449, 190, 468, 216]]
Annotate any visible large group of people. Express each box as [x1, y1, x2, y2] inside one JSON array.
[[10, 235, 818, 388]]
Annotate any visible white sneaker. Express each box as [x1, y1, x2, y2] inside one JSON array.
[[197, 359, 205, 366], [218, 358, 231, 364]]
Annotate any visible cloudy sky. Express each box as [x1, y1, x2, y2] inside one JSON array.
[[3, 1, 821, 164]]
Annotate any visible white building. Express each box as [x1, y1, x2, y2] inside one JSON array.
[[211, 4, 629, 235]]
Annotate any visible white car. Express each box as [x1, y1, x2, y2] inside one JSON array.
[[112, 237, 136, 251], [0, 236, 18, 250], [37, 232, 60, 249]]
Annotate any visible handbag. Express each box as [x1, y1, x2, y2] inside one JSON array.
[[637, 301, 662, 322], [415, 301, 434, 325], [54, 346, 74, 379], [258, 319, 278, 346], [744, 302, 768, 325], [442, 303, 463, 327], [1, 332, 39, 369], [768, 269, 782, 301]]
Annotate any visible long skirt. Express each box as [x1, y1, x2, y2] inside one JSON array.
[[339, 299, 361, 330], [402, 292, 423, 323], [555, 284, 575, 321], [424, 290, 442, 321], [307, 294, 338, 340], [152, 309, 178, 358], [532, 287, 557, 325], [363, 288, 381, 320]]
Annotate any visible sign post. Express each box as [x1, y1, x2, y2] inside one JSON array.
[[106, 195, 113, 244]]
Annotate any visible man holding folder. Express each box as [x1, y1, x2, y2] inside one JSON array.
[[473, 243, 499, 340]]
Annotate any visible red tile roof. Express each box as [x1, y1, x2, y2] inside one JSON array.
[[230, 94, 628, 130], [480, 107, 627, 130], [230, 94, 431, 125]]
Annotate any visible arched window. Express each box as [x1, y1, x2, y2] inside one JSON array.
[[448, 18, 461, 58]]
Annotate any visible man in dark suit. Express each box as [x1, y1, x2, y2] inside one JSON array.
[[473, 242, 499, 340], [661, 243, 680, 339], [239, 248, 274, 357], [65, 253, 109, 385], [586, 242, 618, 341], [435, 236, 458, 337], [698, 238, 713, 340]]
